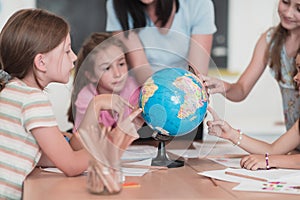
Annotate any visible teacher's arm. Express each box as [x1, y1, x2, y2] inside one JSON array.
[[188, 34, 213, 76]]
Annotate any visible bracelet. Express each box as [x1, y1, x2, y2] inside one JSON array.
[[233, 129, 243, 146], [265, 153, 270, 170], [64, 135, 71, 143]]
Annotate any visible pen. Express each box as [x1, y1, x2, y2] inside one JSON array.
[[209, 178, 218, 187], [225, 171, 268, 182], [291, 186, 300, 189]]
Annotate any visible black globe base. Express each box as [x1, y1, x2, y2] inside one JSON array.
[[151, 140, 184, 168]]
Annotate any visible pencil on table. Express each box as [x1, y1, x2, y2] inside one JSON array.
[[122, 182, 141, 188], [210, 178, 218, 187]]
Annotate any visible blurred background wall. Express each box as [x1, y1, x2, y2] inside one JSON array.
[[0, 0, 283, 135]]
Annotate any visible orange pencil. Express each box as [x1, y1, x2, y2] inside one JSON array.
[[123, 182, 141, 188]]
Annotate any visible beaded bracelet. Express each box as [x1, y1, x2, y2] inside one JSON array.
[[265, 153, 270, 170], [233, 129, 243, 146]]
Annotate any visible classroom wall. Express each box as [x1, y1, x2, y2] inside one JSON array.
[[228, 0, 279, 72], [223, 0, 284, 135], [0, 0, 35, 29], [0, 0, 284, 133]]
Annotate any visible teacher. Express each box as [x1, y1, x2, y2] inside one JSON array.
[[106, 0, 216, 139]]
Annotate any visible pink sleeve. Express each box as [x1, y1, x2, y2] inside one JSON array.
[[120, 76, 141, 118], [74, 84, 98, 130]]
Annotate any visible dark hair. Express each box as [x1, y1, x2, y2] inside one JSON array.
[[264, 24, 296, 87], [0, 8, 69, 90], [113, 0, 179, 31], [68, 32, 127, 123]]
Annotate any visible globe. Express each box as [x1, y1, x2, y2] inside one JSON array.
[[139, 68, 208, 137]]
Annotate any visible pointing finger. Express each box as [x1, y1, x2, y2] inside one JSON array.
[[119, 96, 134, 110], [128, 108, 142, 122], [207, 106, 220, 120]]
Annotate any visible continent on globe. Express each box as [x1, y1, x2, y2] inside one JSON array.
[[139, 68, 208, 136]]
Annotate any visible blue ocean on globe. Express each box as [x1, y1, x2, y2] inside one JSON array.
[[139, 68, 208, 136]]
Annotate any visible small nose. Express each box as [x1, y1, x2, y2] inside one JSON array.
[[112, 65, 121, 77], [285, 6, 294, 18], [71, 50, 77, 62], [294, 73, 299, 83]]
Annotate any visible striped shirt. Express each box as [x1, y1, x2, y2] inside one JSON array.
[[0, 79, 57, 200]]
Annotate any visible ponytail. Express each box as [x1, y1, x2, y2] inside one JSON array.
[[0, 70, 11, 92]]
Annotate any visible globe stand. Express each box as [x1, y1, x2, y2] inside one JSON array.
[[151, 131, 184, 168]]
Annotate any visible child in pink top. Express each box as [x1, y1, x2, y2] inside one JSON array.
[[69, 32, 141, 131]]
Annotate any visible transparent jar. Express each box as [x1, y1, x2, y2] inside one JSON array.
[[87, 158, 123, 195]]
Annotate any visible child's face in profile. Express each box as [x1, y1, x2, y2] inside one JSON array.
[[294, 53, 300, 92], [93, 45, 128, 94], [45, 34, 77, 84]]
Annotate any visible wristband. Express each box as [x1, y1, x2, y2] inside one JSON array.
[[265, 153, 270, 170], [233, 129, 243, 146]]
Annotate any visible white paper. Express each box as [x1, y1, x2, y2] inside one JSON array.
[[167, 149, 200, 158], [208, 157, 241, 168], [167, 141, 248, 159], [225, 168, 300, 182], [122, 158, 152, 177], [198, 168, 300, 184], [121, 145, 157, 161], [41, 167, 64, 174], [233, 181, 300, 195], [41, 158, 153, 177], [193, 141, 248, 158], [198, 169, 256, 183]]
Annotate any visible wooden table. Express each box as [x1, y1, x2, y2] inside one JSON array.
[[24, 158, 300, 199]]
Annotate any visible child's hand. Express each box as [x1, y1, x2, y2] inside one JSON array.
[[130, 105, 144, 130], [196, 73, 210, 102], [98, 94, 134, 114], [206, 106, 233, 139], [132, 114, 144, 130], [240, 154, 267, 170], [202, 75, 226, 95], [77, 105, 142, 194], [109, 108, 141, 151]]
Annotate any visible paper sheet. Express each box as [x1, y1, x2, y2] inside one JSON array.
[[122, 158, 152, 177], [167, 142, 248, 159], [167, 149, 200, 158], [41, 158, 152, 177], [198, 169, 253, 183], [198, 168, 300, 184], [208, 157, 241, 168], [233, 181, 300, 195], [121, 145, 157, 161], [192, 141, 248, 158], [225, 168, 300, 182], [41, 167, 67, 174]]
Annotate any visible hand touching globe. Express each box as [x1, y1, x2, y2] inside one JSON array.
[[139, 68, 208, 137]]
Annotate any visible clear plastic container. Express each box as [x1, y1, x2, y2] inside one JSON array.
[[87, 158, 123, 195]]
